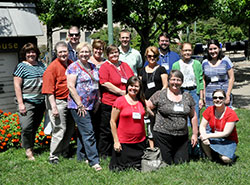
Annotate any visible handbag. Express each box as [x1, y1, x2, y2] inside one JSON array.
[[141, 147, 166, 172]]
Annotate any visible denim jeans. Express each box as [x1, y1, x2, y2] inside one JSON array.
[[70, 109, 99, 166], [182, 89, 200, 126]]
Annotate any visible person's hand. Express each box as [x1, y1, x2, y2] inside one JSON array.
[[77, 105, 86, 117], [19, 103, 27, 116], [225, 94, 230, 105], [191, 134, 198, 147], [120, 90, 126, 96], [114, 142, 122, 152], [52, 106, 59, 117], [199, 99, 204, 110], [200, 134, 210, 145]]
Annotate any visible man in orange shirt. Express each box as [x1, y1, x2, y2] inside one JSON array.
[[42, 41, 75, 164]]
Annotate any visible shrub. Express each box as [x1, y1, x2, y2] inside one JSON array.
[[0, 109, 51, 152]]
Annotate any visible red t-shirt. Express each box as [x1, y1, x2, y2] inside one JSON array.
[[203, 106, 239, 143], [113, 96, 146, 143], [99, 61, 134, 106], [42, 58, 73, 99]]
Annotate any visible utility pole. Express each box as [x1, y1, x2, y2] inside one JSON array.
[[107, 0, 113, 45]]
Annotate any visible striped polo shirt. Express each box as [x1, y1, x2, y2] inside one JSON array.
[[13, 61, 47, 104]]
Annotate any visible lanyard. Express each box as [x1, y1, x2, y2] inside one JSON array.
[[108, 61, 128, 79], [76, 60, 96, 82], [146, 66, 158, 83]]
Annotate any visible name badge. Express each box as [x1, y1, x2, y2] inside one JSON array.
[[211, 76, 219, 82], [121, 77, 127, 84], [147, 82, 155, 89], [93, 82, 99, 90], [173, 104, 184, 112], [132, 112, 141, 119], [162, 63, 169, 70]]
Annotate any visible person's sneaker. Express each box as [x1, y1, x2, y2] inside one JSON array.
[[49, 158, 59, 165], [92, 164, 102, 171]]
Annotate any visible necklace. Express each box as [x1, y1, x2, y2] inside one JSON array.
[[215, 107, 226, 119]]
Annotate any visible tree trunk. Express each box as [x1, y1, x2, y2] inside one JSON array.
[[247, 24, 250, 60], [47, 27, 53, 64]]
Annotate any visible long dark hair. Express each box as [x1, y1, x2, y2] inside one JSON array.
[[126, 76, 146, 110], [207, 39, 224, 61]]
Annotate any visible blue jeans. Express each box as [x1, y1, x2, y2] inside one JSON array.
[[182, 89, 200, 126], [70, 109, 99, 166]]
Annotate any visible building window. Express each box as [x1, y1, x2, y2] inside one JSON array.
[[60, 32, 67, 41]]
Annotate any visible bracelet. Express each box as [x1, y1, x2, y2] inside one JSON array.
[[77, 104, 84, 109]]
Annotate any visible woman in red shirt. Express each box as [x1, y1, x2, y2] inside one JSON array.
[[199, 89, 239, 164], [109, 76, 146, 171], [98, 45, 134, 158]]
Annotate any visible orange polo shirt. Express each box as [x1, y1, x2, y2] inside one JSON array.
[[42, 58, 73, 99]]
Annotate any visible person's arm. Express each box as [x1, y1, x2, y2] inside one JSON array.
[[101, 82, 126, 96], [67, 74, 86, 117], [161, 73, 168, 89], [110, 107, 122, 152], [202, 122, 236, 140], [202, 75, 206, 105], [199, 89, 204, 109], [199, 117, 210, 145], [226, 68, 234, 105], [13, 76, 26, 115], [48, 94, 59, 117], [189, 106, 198, 147]]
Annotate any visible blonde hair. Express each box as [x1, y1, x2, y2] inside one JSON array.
[[76, 42, 92, 56], [145, 46, 160, 60]]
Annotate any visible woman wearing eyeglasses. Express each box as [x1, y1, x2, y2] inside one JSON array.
[[172, 42, 204, 125], [202, 39, 234, 108], [139, 46, 168, 148], [199, 89, 239, 164], [147, 70, 198, 165]]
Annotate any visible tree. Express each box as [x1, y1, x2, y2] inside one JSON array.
[[216, 0, 250, 58], [31, 0, 106, 62], [107, 0, 214, 57]]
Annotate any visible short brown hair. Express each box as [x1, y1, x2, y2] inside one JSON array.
[[145, 46, 160, 60], [168, 70, 184, 82], [19, 43, 40, 61], [106, 44, 119, 56], [92, 39, 105, 50]]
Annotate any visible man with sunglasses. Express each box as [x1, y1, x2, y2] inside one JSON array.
[[118, 29, 143, 76], [144, 32, 180, 74], [68, 26, 81, 62]]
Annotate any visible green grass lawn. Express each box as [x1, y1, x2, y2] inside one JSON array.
[[1, 109, 250, 185]]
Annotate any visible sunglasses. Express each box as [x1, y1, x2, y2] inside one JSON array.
[[69, 33, 80, 37], [147, 55, 157, 58], [213, 96, 224, 100]]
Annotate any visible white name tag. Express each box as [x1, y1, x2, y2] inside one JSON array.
[[211, 76, 219, 82], [162, 63, 169, 70], [132, 112, 141, 119], [173, 104, 184, 112], [93, 82, 99, 90], [121, 77, 127, 84], [147, 82, 155, 89]]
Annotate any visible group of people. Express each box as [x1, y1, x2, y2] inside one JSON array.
[[13, 26, 239, 172]]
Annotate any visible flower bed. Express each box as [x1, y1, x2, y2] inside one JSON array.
[[0, 109, 52, 152]]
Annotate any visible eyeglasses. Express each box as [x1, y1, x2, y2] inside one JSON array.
[[69, 33, 80, 37], [213, 96, 224, 100], [147, 55, 157, 58], [169, 78, 182, 82]]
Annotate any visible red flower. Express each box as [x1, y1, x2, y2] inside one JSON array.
[[6, 125, 10, 128], [8, 112, 12, 115], [0, 136, 3, 141], [39, 131, 45, 136], [17, 126, 21, 129], [7, 133, 12, 138], [2, 142, 7, 146], [4, 113, 8, 116], [46, 136, 52, 139], [0, 109, 3, 114], [12, 118, 15, 121], [5, 120, 9, 123], [35, 140, 39, 143], [1, 130, 6, 135], [45, 141, 49, 144], [5, 138, 8, 141], [0, 146, 3, 149]]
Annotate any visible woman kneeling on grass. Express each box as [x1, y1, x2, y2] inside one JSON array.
[[199, 89, 239, 164], [109, 76, 147, 171]]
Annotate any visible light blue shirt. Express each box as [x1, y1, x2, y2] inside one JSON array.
[[118, 46, 143, 76]]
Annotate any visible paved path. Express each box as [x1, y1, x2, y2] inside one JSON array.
[[230, 55, 250, 109]]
